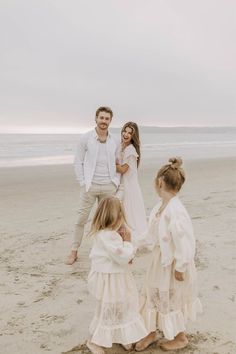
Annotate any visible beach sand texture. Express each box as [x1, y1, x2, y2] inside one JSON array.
[[0, 158, 236, 354]]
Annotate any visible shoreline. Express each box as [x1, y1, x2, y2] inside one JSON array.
[[1, 153, 236, 169]]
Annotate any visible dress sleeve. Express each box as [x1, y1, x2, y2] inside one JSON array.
[[100, 231, 135, 266], [123, 145, 138, 169], [140, 204, 161, 251], [169, 211, 196, 272]]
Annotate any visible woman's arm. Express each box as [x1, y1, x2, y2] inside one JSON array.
[[116, 162, 129, 174]]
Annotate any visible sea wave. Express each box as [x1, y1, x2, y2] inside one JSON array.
[[1, 140, 236, 167], [0, 155, 74, 168], [143, 140, 236, 150]]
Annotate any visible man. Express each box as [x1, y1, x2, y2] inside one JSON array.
[[66, 106, 120, 265]]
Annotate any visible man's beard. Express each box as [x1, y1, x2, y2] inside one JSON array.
[[98, 123, 108, 129]]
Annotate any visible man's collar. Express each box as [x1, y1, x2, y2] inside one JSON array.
[[93, 128, 111, 139]]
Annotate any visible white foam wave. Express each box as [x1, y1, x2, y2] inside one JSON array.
[[0, 155, 74, 168]]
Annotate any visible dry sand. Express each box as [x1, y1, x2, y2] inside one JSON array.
[[0, 157, 236, 354]]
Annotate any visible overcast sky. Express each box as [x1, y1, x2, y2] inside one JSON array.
[[0, 0, 235, 132]]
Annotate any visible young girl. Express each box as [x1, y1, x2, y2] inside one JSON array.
[[135, 157, 202, 352], [86, 196, 147, 354], [116, 122, 147, 247]]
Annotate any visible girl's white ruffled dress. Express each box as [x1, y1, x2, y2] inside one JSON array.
[[88, 230, 148, 347], [116, 144, 147, 247], [140, 196, 202, 340]]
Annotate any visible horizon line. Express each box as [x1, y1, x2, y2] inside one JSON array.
[[0, 125, 236, 134]]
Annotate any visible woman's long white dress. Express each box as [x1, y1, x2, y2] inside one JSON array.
[[117, 144, 147, 247]]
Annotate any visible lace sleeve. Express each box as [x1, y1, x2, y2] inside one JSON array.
[[123, 145, 138, 168]]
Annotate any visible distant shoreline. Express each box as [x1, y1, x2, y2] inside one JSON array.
[[0, 125, 236, 135]]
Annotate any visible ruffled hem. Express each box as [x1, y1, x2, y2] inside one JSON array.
[[158, 310, 186, 340], [142, 298, 203, 340], [89, 315, 148, 347]]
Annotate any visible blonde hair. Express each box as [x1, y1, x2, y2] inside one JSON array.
[[156, 157, 185, 192], [90, 196, 127, 235]]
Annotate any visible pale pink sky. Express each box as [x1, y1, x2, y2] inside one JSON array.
[[0, 0, 235, 130]]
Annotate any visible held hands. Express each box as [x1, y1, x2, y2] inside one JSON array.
[[174, 270, 185, 281], [118, 225, 131, 242], [123, 229, 131, 242], [117, 225, 125, 238], [118, 226, 133, 265]]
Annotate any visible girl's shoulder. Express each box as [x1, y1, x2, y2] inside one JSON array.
[[168, 197, 187, 212], [167, 197, 191, 222], [149, 201, 162, 221], [124, 144, 138, 159], [97, 229, 121, 241]]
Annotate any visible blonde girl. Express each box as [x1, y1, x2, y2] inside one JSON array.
[[116, 122, 147, 247], [135, 157, 202, 352], [86, 196, 147, 354]]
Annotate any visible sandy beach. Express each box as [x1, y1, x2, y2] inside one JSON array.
[[0, 157, 236, 354]]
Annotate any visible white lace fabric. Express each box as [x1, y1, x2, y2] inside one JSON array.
[[88, 270, 148, 347], [140, 246, 202, 340]]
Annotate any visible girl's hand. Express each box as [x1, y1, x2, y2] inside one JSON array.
[[122, 229, 131, 242], [117, 225, 126, 238], [118, 225, 131, 242], [174, 270, 185, 281]]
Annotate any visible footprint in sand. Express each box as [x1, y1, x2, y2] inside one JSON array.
[[38, 219, 49, 223], [40, 314, 66, 325], [213, 285, 220, 290]]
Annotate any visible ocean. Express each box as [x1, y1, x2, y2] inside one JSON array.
[[0, 127, 236, 168]]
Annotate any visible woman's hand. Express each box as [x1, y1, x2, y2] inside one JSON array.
[[174, 270, 185, 281], [116, 163, 122, 173]]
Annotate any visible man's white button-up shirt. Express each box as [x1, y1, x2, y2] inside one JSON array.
[[74, 129, 120, 192]]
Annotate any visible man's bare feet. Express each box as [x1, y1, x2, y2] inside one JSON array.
[[86, 340, 105, 354], [160, 332, 188, 351], [135, 332, 158, 351], [65, 250, 77, 265]]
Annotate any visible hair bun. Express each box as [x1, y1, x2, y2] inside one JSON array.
[[169, 157, 183, 169]]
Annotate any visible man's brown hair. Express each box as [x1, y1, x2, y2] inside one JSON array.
[[95, 106, 113, 118]]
